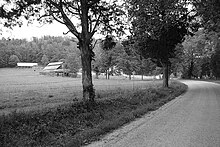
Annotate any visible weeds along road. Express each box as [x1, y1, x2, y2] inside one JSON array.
[[87, 80, 220, 147]]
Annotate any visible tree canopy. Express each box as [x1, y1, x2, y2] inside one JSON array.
[[127, 0, 193, 87]]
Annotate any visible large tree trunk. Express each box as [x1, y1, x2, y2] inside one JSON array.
[[80, 1, 95, 104], [162, 62, 169, 87], [80, 41, 95, 103]]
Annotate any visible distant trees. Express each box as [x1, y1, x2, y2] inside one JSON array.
[[116, 39, 139, 80], [0, 36, 78, 68], [65, 52, 81, 75], [187, 0, 220, 79], [41, 54, 49, 66], [99, 35, 117, 79], [8, 54, 20, 67], [211, 42, 220, 79]]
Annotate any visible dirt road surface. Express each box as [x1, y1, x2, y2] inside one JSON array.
[[86, 80, 220, 147]]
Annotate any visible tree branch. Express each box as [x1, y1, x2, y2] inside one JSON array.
[[51, 13, 65, 24], [90, 12, 102, 37], [47, 0, 79, 38], [63, 30, 71, 35]]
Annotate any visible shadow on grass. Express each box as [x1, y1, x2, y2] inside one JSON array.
[[0, 81, 187, 147]]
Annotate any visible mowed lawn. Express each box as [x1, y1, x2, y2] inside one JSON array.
[[0, 68, 159, 114]]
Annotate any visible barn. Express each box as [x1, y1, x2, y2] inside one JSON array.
[[41, 62, 70, 76]]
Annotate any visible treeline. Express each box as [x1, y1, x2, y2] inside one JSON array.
[[0, 36, 158, 78], [179, 30, 220, 79], [0, 36, 81, 71]]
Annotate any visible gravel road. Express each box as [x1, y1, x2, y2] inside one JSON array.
[[86, 80, 220, 147]]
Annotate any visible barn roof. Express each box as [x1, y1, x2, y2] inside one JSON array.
[[17, 62, 38, 67], [43, 65, 61, 70], [47, 62, 63, 66], [43, 62, 63, 70]]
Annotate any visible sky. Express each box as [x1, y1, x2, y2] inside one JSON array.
[[1, 21, 72, 40]]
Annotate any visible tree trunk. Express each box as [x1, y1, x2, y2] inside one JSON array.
[[81, 42, 95, 103], [107, 69, 110, 79], [95, 72, 99, 79], [188, 61, 193, 79], [162, 63, 169, 87], [79, 0, 95, 104], [129, 73, 131, 80]]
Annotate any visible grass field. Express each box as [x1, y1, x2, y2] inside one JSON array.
[[0, 68, 188, 147], [0, 68, 160, 114]]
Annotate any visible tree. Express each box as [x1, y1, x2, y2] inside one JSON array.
[[8, 54, 20, 67], [127, 0, 191, 87], [181, 29, 216, 79], [99, 35, 117, 79], [116, 39, 139, 80], [41, 54, 49, 66], [1, 0, 125, 104], [66, 52, 81, 74], [211, 41, 220, 79], [193, 0, 220, 32]]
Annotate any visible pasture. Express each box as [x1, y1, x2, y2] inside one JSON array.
[[0, 68, 158, 114]]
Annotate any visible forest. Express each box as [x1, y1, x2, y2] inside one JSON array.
[[0, 35, 158, 79], [0, 29, 220, 80]]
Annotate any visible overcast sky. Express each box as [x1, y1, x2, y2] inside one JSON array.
[[1, 21, 72, 40]]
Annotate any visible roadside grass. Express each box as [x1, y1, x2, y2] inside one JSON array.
[[0, 80, 187, 147]]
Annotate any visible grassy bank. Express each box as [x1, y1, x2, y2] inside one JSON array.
[[0, 80, 187, 147]]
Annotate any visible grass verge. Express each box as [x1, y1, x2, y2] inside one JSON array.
[[0, 80, 187, 147]]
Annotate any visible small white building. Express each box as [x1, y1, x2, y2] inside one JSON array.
[[17, 62, 38, 68]]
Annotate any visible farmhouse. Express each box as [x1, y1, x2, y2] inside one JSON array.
[[17, 62, 38, 68]]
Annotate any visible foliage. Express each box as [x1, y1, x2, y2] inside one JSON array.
[[193, 0, 220, 32], [41, 54, 49, 66], [116, 39, 139, 79], [181, 29, 218, 79], [211, 42, 220, 79], [8, 54, 20, 67], [93, 36, 120, 79], [0, 36, 79, 68], [0, 81, 187, 147], [127, 0, 192, 87], [65, 52, 81, 74]]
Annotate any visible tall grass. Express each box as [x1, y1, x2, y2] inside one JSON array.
[[0, 81, 187, 147]]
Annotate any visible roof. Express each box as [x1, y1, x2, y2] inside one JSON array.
[[17, 63, 38, 67], [43, 62, 63, 70], [43, 65, 61, 70], [47, 62, 63, 66]]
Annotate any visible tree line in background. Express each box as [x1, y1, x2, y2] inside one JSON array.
[[1, 29, 219, 80], [0, 36, 80, 72], [0, 35, 158, 79]]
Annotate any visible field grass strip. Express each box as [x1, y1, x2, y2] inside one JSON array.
[[0, 80, 187, 147]]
